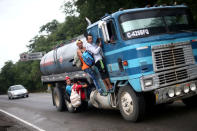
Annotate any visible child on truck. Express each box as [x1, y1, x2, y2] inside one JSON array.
[[65, 76, 72, 102], [72, 78, 88, 101], [70, 78, 89, 108], [65, 76, 88, 105]]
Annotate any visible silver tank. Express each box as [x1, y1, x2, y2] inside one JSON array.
[[40, 36, 86, 75]]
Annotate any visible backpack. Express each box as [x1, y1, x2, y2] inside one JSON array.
[[73, 53, 82, 68], [70, 85, 81, 108], [82, 51, 95, 66]]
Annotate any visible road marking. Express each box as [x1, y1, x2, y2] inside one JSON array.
[[0, 109, 45, 131]]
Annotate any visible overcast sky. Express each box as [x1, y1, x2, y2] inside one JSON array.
[[0, 0, 65, 69]]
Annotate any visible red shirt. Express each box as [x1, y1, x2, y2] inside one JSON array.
[[72, 84, 86, 100]]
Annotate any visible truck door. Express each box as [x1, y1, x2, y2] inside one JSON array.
[[99, 19, 127, 79]]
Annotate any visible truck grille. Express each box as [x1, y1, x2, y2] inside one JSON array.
[[140, 65, 197, 91], [158, 69, 188, 85], [152, 42, 195, 72], [154, 48, 185, 69]]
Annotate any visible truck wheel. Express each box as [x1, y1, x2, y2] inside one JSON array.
[[65, 100, 75, 113], [52, 89, 55, 106], [118, 86, 145, 122], [53, 87, 66, 111], [182, 95, 197, 107]]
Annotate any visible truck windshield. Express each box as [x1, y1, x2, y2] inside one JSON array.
[[119, 8, 196, 40]]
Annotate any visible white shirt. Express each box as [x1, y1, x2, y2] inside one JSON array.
[[86, 42, 102, 63]]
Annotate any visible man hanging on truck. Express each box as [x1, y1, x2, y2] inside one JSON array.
[[85, 34, 113, 92], [76, 40, 102, 94]]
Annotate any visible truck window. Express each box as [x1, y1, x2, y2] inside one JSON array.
[[120, 17, 165, 39], [119, 8, 196, 40], [107, 20, 117, 43], [164, 14, 192, 32]]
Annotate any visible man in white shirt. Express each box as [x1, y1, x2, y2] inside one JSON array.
[[86, 34, 113, 92]]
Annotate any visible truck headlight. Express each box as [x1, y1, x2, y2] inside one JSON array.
[[175, 88, 181, 96], [190, 83, 196, 91], [144, 78, 153, 87], [184, 86, 190, 93], [168, 88, 175, 97]]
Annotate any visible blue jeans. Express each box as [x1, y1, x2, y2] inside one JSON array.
[[84, 68, 101, 90]]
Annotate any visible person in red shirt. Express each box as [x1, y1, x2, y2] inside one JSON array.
[[72, 78, 88, 101]]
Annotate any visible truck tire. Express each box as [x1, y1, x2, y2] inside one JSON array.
[[182, 95, 197, 107], [65, 100, 76, 113], [52, 89, 55, 106], [118, 86, 145, 122], [53, 87, 66, 111], [65, 100, 88, 113]]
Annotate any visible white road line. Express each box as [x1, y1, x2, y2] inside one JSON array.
[[0, 109, 45, 131]]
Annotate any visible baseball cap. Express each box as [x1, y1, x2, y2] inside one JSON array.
[[65, 76, 70, 80]]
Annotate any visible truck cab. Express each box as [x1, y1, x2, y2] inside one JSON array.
[[42, 5, 197, 122], [86, 5, 197, 120]]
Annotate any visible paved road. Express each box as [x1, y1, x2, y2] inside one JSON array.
[[0, 111, 35, 131], [0, 93, 197, 131]]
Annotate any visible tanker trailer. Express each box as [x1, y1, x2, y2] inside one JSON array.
[[40, 35, 115, 112]]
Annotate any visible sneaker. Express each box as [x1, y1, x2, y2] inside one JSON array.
[[98, 89, 108, 96], [100, 92, 108, 96]]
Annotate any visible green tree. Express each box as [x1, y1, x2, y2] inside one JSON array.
[[0, 61, 16, 94], [39, 20, 59, 34]]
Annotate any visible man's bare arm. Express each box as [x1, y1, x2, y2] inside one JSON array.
[[77, 49, 83, 57]]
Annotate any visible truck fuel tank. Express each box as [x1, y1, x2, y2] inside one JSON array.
[[89, 90, 113, 109]]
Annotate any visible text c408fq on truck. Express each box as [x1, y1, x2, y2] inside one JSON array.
[[40, 5, 197, 122]]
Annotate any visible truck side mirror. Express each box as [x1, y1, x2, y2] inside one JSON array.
[[98, 21, 110, 44]]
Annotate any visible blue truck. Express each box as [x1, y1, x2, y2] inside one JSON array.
[[41, 5, 197, 121]]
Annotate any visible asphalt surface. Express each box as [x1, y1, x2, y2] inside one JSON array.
[[0, 112, 34, 131], [0, 93, 197, 131]]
